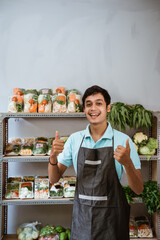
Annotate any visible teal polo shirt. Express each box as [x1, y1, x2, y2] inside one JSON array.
[[58, 122, 141, 180]]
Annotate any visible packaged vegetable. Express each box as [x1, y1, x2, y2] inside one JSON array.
[[8, 177, 22, 183], [135, 216, 153, 238], [24, 89, 38, 95], [35, 178, 49, 199], [33, 141, 48, 155], [5, 183, 19, 198], [39, 225, 59, 240], [39, 88, 52, 95], [52, 93, 67, 113], [19, 138, 34, 155], [38, 94, 52, 113], [63, 177, 76, 198], [5, 138, 22, 155], [24, 93, 38, 113], [49, 182, 63, 198], [17, 221, 41, 240], [129, 218, 138, 237], [48, 137, 55, 155], [8, 95, 24, 113], [19, 182, 34, 198], [13, 88, 25, 96], [67, 89, 82, 113], [52, 87, 66, 95], [23, 176, 35, 183], [35, 137, 48, 142]]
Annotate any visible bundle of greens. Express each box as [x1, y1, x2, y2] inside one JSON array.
[[107, 102, 153, 130], [123, 181, 160, 214]]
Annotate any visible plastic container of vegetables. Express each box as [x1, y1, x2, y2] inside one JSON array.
[[52, 87, 66, 95], [38, 94, 52, 113], [63, 177, 76, 198], [49, 181, 64, 198], [38, 88, 52, 95], [5, 183, 20, 198], [5, 138, 22, 155], [19, 182, 34, 199], [33, 140, 48, 155], [52, 93, 67, 113], [35, 178, 49, 199], [8, 95, 24, 113], [19, 138, 35, 155], [135, 216, 153, 238], [13, 88, 25, 96], [67, 89, 82, 113], [129, 218, 138, 237], [24, 93, 38, 113]]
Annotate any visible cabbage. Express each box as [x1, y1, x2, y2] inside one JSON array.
[[139, 146, 156, 155], [146, 138, 158, 151]]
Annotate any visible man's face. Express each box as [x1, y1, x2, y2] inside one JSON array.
[[84, 93, 110, 125]]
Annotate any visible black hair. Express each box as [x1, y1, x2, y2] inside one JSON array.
[[82, 85, 111, 108]]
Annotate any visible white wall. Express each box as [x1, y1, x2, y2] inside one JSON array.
[[0, 0, 160, 234]]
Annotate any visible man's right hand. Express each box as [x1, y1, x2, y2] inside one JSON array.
[[50, 131, 64, 162]]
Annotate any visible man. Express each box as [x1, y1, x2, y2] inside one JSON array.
[[48, 85, 143, 240]]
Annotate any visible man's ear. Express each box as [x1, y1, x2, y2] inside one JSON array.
[[107, 104, 111, 112]]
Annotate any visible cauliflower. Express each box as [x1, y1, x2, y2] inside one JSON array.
[[133, 132, 148, 145]]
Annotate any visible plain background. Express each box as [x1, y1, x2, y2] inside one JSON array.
[[0, 0, 160, 233]]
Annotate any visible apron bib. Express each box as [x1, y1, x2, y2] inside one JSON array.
[[70, 136, 130, 240]]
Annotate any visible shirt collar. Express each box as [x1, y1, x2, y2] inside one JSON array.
[[85, 122, 113, 140]]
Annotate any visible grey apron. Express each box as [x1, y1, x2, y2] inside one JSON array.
[[70, 135, 130, 240]]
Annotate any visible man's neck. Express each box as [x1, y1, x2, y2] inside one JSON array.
[[89, 121, 108, 143]]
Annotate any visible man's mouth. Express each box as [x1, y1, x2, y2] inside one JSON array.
[[89, 113, 100, 118]]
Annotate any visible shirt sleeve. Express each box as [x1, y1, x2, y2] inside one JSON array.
[[57, 135, 73, 167]]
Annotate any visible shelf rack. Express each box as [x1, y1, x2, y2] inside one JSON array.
[[0, 112, 160, 239]]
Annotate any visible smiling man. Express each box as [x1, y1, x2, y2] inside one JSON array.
[[48, 85, 143, 240]]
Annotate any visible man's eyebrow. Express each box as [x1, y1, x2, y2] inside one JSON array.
[[86, 99, 103, 103]]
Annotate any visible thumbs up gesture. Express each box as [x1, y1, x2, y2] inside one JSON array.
[[50, 131, 64, 158], [114, 139, 131, 167]]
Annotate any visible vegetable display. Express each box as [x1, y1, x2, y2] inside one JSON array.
[[52, 93, 67, 113], [123, 181, 160, 214], [132, 132, 158, 159], [24, 93, 38, 113], [63, 177, 76, 198], [107, 102, 153, 130], [35, 178, 49, 199], [38, 94, 52, 113], [67, 89, 82, 113], [19, 182, 34, 198]]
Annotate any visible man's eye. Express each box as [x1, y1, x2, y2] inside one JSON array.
[[96, 102, 102, 105], [86, 104, 91, 107]]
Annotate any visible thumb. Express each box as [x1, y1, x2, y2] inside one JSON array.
[[55, 131, 59, 139], [126, 139, 130, 150]]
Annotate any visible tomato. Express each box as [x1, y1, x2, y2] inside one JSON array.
[[41, 100, 48, 105], [56, 88, 62, 93], [17, 90, 23, 96], [29, 99, 34, 104], [12, 97, 18, 102], [74, 99, 79, 105]]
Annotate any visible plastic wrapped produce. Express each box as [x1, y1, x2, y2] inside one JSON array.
[[135, 216, 153, 238], [19, 182, 34, 198], [48, 137, 55, 155], [23, 176, 35, 183], [8, 95, 24, 113], [5, 138, 22, 155], [8, 177, 22, 183], [129, 217, 138, 238], [13, 88, 25, 95], [67, 89, 82, 113], [39, 225, 59, 240], [19, 138, 34, 155], [39, 88, 52, 95], [38, 94, 52, 113], [17, 222, 41, 240], [52, 93, 67, 113], [24, 93, 38, 113], [33, 140, 48, 155], [5, 183, 19, 198], [63, 177, 76, 198], [52, 87, 65, 95], [35, 178, 49, 199], [24, 89, 38, 95], [35, 137, 48, 142], [49, 180, 63, 198]]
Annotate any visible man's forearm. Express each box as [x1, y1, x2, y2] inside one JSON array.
[[48, 162, 62, 184], [124, 159, 143, 195]]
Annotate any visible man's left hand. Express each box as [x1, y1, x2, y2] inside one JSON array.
[[114, 139, 131, 167]]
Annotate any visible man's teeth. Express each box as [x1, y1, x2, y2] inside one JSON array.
[[90, 114, 99, 116]]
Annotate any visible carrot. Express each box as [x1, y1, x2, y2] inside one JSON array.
[[56, 88, 62, 93], [12, 97, 18, 102], [29, 99, 34, 105], [56, 95, 66, 102], [59, 87, 65, 94], [38, 104, 45, 113], [17, 95, 23, 104], [30, 103, 37, 113], [75, 99, 79, 105], [13, 88, 19, 95], [41, 100, 48, 105], [69, 94, 76, 102]]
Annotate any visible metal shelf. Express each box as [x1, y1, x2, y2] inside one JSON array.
[[2, 198, 74, 205], [0, 112, 86, 119]]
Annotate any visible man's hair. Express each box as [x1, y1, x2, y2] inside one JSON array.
[[82, 85, 111, 108]]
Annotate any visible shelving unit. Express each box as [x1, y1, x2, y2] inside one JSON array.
[[0, 112, 160, 239]]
